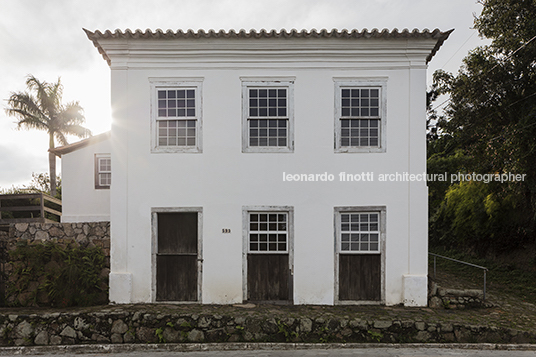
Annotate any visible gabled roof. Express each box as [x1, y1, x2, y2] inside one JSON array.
[[49, 131, 110, 157], [84, 28, 453, 65]]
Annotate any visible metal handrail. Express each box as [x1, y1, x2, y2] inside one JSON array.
[[429, 252, 488, 301]]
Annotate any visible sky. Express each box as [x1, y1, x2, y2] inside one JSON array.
[[0, 0, 487, 189]]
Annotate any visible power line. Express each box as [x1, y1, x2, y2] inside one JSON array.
[[439, 31, 477, 69], [429, 34, 536, 114]]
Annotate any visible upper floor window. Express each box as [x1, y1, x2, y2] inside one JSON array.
[[242, 78, 294, 153], [95, 154, 111, 189], [335, 79, 387, 153], [150, 79, 203, 153]]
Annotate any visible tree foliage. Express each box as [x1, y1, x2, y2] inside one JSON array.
[[0, 172, 61, 198], [429, 0, 536, 253], [5, 76, 91, 197]]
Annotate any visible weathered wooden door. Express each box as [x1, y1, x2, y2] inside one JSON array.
[[246, 211, 292, 302], [337, 211, 382, 302], [339, 254, 381, 301], [156, 212, 198, 301]]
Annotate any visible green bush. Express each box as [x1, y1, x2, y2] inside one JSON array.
[[430, 180, 528, 254], [7, 241, 108, 307]]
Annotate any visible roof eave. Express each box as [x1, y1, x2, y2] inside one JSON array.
[[84, 28, 454, 67], [49, 131, 110, 157]]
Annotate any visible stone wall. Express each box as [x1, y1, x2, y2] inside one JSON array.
[[0, 307, 534, 346], [5, 222, 110, 258], [428, 280, 491, 309], [0, 222, 110, 307]]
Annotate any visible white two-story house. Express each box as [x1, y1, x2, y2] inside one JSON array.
[[61, 28, 451, 306]]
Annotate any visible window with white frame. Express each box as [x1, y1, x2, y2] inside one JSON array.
[[248, 212, 288, 252], [95, 154, 111, 189], [339, 211, 381, 253], [151, 80, 202, 153], [335, 80, 386, 153], [242, 79, 294, 152]]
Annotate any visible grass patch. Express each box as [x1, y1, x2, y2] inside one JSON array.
[[429, 247, 536, 304]]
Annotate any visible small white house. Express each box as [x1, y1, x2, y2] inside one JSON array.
[[51, 131, 111, 223], [71, 28, 451, 306]]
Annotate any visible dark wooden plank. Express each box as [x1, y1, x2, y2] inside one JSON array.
[[158, 212, 197, 254], [0, 194, 43, 200], [43, 195, 62, 205], [156, 255, 197, 301], [247, 254, 289, 301], [43, 206, 62, 217], [339, 254, 381, 301], [0, 218, 46, 224], [0, 206, 41, 212]]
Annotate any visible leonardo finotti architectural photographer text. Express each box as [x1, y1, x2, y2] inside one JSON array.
[[282, 172, 527, 184]]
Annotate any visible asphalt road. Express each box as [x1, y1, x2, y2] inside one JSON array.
[[1, 348, 536, 357]]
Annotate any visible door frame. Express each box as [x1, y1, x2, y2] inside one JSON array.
[[242, 206, 294, 303], [151, 207, 203, 303], [334, 206, 386, 305]]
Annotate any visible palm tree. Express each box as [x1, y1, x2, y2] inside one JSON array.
[[5, 75, 91, 197]]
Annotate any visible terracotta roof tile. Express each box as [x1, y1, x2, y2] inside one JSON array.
[[84, 28, 453, 65]]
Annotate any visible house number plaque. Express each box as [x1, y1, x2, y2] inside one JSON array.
[[222, 228, 231, 233]]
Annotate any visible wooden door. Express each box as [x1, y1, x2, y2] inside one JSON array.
[[246, 212, 291, 302], [156, 212, 198, 301], [337, 211, 382, 302], [339, 254, 381, 301]]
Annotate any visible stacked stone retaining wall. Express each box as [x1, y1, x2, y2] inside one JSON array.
[[0, 307, 534, 346], [4, 222, 110, 258], [0, 222, 110, 307]]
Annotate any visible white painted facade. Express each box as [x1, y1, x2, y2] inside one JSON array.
[[83, 29, 450, 306], [54, 132, 111, 223]]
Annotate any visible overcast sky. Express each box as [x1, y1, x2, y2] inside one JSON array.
[[0, 0, 487, 189]]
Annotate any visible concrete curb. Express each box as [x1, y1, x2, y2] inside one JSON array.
[[1, 342, 536, 355]]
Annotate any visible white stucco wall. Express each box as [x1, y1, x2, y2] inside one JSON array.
[[99, 35, 437, 306], [61, 138, 111, 223]]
